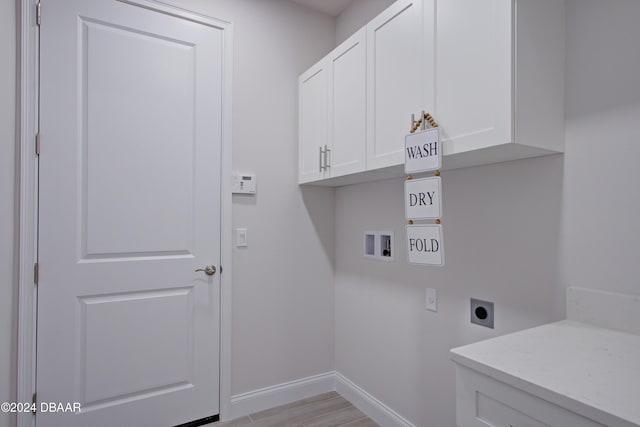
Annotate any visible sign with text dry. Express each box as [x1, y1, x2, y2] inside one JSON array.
[[405, 176, 442, 220], [404, 127, 441, 174], [406, 224, 444, 266]]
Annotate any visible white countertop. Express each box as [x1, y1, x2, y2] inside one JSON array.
[[450, 320, 640, 427]]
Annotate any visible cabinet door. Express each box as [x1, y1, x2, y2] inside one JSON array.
[[367, 0, 434, 170], [327, 27, 366, 178], [435, 0, 512, 155], [298, 59, 328, 183], [456, 366, 604, 427]]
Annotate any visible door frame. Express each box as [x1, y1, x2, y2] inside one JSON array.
[[17, 1, 234, 425]]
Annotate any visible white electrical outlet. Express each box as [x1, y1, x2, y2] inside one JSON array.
[[426, 288, 437, 312]]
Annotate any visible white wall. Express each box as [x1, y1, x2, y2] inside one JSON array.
[[171, 0, 337, 396], [333, 0, 640, 425], [335, 157, 565, 425], [0, 0, 16, 425], [335, 0, 394, 44], [560, 0, 640, 297]]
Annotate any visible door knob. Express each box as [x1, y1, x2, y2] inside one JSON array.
[[195, 265, 216, 276]]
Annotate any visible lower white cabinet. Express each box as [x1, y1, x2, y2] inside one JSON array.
[[451, 321, 640, 427], [455, 365, 604, 427]]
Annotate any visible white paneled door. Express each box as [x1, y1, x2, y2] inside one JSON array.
[[37, 1, 224, 426]]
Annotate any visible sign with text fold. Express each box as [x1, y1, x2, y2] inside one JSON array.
[[404, 127, 441, 174], [405, 176, 442, 220], [406, 224, 444, 267]]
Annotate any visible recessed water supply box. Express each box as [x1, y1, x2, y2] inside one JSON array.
[[363, 231, 394, 261]]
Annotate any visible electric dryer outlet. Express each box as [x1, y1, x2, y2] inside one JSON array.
[[470, 298, 494, 329]]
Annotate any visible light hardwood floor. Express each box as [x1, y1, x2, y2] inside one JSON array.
[[211, 392, 379, 427]]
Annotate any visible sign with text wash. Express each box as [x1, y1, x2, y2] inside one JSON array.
[[406, 224, 444, 266], [405, 176, 442, 220], [404, 127, 441, 174]]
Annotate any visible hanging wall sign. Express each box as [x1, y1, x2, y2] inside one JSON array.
[[404, 127, 441, 174], [405, 176, 442, 220], [406, 224, 444, 266]]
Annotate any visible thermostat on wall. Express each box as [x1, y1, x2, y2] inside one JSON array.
[[232, 173, 257, 194]]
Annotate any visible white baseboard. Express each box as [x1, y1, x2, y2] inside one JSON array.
[[229, 371, 414, 427], [335, 372, 415, 427], [229, 372, 336, 420]]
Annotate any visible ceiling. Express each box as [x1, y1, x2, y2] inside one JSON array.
[[288, 0, 355, 17]]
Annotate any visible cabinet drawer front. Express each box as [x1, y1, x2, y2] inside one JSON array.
[[476, 392, 549, 427], [456, 366, 604, 427]]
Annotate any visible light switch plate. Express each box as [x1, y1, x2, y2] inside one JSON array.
[[426, 288, 437, 312], [236, 228, 248, 247]]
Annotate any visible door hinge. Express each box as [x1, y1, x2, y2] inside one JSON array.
[[220, 265, 223, 274], [34, 262, 39, 285], [32, 392, 37, 412], [36, 2, 41, 26], [35, 133, 40, 156]]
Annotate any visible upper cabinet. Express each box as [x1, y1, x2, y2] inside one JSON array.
[[298, 59, 328, 184], [298, 0, 565, 186], [436, 0, 513, 159], [298, 28, 367, 184], [435, 0, 565, 169], [367, 0, 432, 170], [329, 28, 367, 178]]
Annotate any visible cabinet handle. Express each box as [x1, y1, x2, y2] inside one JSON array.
[[324, 144, 330, 169], [319, 146, 324, 171]]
